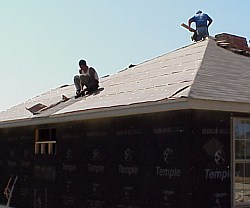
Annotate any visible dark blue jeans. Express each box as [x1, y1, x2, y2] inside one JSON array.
[[196, 26, 209, 41]]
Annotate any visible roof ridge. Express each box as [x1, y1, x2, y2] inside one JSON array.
[[186, 39, 210, 98]]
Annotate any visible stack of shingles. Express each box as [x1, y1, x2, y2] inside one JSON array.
[[215, 33, 250, 56]]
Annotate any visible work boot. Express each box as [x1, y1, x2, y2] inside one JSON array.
[[80, 90, 86, 96], [75, 90, 81, 98]]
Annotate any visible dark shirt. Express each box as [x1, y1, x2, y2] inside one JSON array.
[[189, 13, 212, 28]]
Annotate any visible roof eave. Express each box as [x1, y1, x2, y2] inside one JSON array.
[[1, 98, 249, 129], [0, 98, 189, 129], [188, 98, 250, 113]]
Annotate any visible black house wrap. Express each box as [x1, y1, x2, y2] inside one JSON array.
[[0, 110, 249, 207]]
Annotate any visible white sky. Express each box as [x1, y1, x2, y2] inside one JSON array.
[[0, 0, 249, 111]]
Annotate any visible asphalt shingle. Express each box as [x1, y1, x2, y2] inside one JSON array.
[[0, 38, 249, 125]]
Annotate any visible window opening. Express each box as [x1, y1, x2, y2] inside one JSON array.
[[35, 128, 56, 155]]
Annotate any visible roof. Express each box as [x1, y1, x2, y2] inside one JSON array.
[[1, 38, 250, 128]]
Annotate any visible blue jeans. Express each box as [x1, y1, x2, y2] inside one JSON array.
[[196, 26, 209, 41]]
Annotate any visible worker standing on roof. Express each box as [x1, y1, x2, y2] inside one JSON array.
[[188, 10, 213, 41], [73, 59, 99, 98]]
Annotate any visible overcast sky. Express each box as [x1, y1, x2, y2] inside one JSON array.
[[0, 1, 249, 111]]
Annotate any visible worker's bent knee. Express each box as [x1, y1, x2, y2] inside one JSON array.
[[74, 75, 80, 83], [79, 74, 90, 85]]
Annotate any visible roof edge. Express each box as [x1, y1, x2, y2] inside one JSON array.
[[0, 99, 189, 129], [1, 98, 249, 129], [188, 98, 250, 113]]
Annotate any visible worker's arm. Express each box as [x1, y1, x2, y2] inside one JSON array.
[[188, 19, 192, 28], [207, 15, 213, 27], [188, 17, 195, 31], [188, 20, 194, 31], [207, 19, 213, 27]]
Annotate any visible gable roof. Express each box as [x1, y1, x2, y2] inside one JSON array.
[[0, 38, 250, 128]]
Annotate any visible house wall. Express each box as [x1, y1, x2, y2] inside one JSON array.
[[191, 111, 231, 207], [56, 110, 192, 208], [0, 110, 249, 208], [0, 127, 34, 207]]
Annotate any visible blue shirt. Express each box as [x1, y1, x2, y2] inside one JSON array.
[[189, 13, 212, 27]]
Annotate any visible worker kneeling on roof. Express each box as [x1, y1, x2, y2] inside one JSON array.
[[74, 59, 99, 98], [188, 10, 213, 41]]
